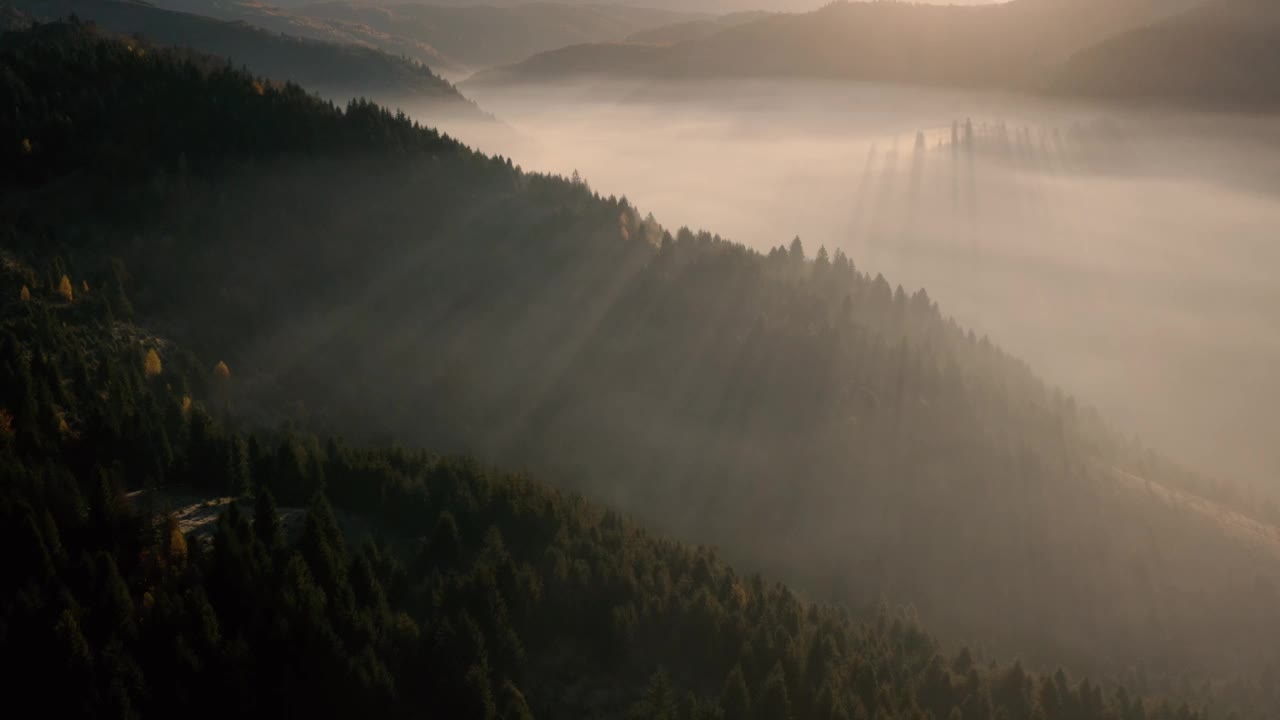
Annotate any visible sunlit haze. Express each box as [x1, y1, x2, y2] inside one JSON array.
[[443, 78, 1280, 486]]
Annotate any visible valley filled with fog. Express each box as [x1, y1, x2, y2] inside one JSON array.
[[433, 79, 1280, 493]]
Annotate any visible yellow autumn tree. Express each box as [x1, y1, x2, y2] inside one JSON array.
[[20, 138, 32, 155], [19, 285, 30, 302], [168, 525, 189, 569], [157, 515, 188, 570], [143, 348, 163, 378], [57, 275, 74, 302], [211, 361, 232, 407]]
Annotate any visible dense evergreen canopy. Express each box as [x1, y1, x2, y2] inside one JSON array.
[[0, 145, 1216, 720], [2, 21, 1277, 719]]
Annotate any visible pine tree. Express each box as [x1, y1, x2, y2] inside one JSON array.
[[299, 492, 348, 596], [757, 662, 792, 720], [634, 669, 677, 720], [721, 665, 751, 720], [226, 435, 252, 498], [815, 245, 830, 270], [788, 236, 805, 263], [462, 660, 499, 720], [254, 487, 282, 555], [425, 510, 464, 572], [498, 679, 534, 720]]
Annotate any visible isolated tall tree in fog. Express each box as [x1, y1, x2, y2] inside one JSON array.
[[789, 236, 805, 262]]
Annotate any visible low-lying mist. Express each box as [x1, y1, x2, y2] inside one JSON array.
[[430, 78, 1280, 491]]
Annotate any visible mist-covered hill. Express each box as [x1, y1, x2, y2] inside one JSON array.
[[291, 1, 703, 70], [1051, 0, 1280, 109], [145, 0, 702, 73], [122, 0, 460, 70], [0, 22, 1239, 720], [8, 0, 487, 117], [622, 10, 770, 45], [467, 0, 1204, 87], [4, 18, 1279, 718]]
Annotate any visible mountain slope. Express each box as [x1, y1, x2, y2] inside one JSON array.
[[0, 235, 1212, 720], [9, 0, 486, 117], [144, 0, 702, 74], [623, 10, 771, 45], [467, 0, 1205, 87], [1051, 0, 1280, 109], [0, 24, 1230, 720], [4, 19, 1278, 715], [290, 1, 704, 71], [138, 0, 460, 70]]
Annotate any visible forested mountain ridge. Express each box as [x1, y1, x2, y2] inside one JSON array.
[[1050, 0, 1280, 109], [6, 0, 488, 118], [0, 24, 1236, 719], [465, 0, 1204, 88], [127, 0, 460, 71], [0, 247, 1214, 720], [622, 11, 770, 46], [287, 0, 703, 71], [144, 0, 703, 74], [3, 20, 1278, 717]]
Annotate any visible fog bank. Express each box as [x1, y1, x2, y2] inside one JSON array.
[[429, 78, 1280, 490]]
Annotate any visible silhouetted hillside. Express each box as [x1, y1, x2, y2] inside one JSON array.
[[9, 0, 486, 116], [1, 23, 1241, 720], [4, 19, 1279, 718], [147, 0, 701, 73], [1051, 0, 1280, 109], [141, 0, 459, 69], [0, 232, 1215, 720], [293, 1, 702, 70]]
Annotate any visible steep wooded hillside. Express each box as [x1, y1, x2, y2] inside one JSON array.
[[3, 21, 1277, 716], [0, 25, 1242, 720]]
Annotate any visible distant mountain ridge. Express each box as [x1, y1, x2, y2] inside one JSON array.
[[146, 0, 704, 74], [622, 10, 770, 45], [142, 0, 462, 70], [291, 1, 704, 70], [466, 0, 1207, 89], [1051, 0, 1280, 109], [8, 0, 488, 117]]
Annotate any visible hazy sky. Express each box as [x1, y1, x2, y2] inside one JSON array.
[[331, 1, 1003, 13]]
